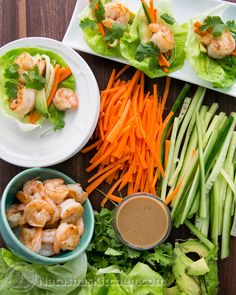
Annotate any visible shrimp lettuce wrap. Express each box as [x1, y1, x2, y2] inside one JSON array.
[[79, 0, 135, 57], [0, 48, 77, 131], [185, 3, 236, 88], [120, 0, 187, 78]]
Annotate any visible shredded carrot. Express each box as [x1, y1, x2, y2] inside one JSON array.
[[29, 110, 41, 124], [81, 139, 102, 153], [165, 140, 171, 168], [97, 23, 106, 36], [159, 53, 170, 68], [47, 64, 61, 107], [165, 179, 183, 205], [231, 48, 236, 56], [58, 67, 72, 84], [114, 65, 130, 81], [83, 68, 173, 205]]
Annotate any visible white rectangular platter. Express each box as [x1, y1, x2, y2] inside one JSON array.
[[63, 0, 236, 97]]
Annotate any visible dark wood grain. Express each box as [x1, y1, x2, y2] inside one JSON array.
[[0, 0, 236, 293]]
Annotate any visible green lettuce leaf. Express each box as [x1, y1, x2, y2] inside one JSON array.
[[120, 0, 187, 78], [79, 1, 134, 57], [185, 4, 236, 88], [0, 248, 87, 295]]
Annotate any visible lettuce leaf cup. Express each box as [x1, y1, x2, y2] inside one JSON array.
[[79, 0, 135, 57], [185, 3, 236, 89], [0, 47, 77, 132], [120, 0, 187, 78]]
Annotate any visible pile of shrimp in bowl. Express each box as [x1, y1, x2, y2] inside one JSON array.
[[6, 178, 88, 256]]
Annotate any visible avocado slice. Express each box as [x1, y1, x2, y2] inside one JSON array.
[[179, 240, 209, 258], [199, 43, 207, 53], [186, 258, 209, 276], [173, 245, 201, 295], [35, 89, 48, 117]]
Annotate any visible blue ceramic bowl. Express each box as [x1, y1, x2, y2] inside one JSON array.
[[0, 168, 94, 265]]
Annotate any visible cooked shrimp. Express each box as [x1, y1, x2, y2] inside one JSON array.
[[19, 227, 43, 253], [52, 88, 78, 111], [44, 178, 69, 204], [16, 52, 46, 83], [103, 2, 131, 28], [42, 229, 56, 244], [58, 198, 84, 224], [67, 184, 88, 204], [207, 31, 235, 59], [76, 217, 85, 237], [9, 87, 36, 116], [41, 196, 60, 225], [200, 32, 214, 46], [16, 179, 45, 204], [53, 223, 80, 254], [15, 52, 35, 71], [6, 204, 26, 228], [39, 243, 55, 257], [24, 198, 57, 227], [149, 22, 174, 53]]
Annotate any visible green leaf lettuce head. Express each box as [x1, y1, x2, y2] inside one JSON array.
[[120, 0, 187, 78], [77, 262, 165, 295], [79, 1, 135, 57], [185, 4, 236, 88], [0, 248, 87, 295]]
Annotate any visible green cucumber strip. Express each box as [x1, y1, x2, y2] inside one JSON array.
[[179, 114, 225, 224], [196, 112, 206, 218], [220, 169, 236, 195], [161, 118, 179, 201], [203, 103, 219, 130], [178, 97, 191, 124], [160, 83, 191, 165], [200, 195, 210, 237], [141, 1, 152, 24], [185, 220, 215, 250], [169, 105, 207, 188], [221, 185, 233, 259], [168, 87, 206, 186], [205, 115, 236, 194], [188, 193, 199, 218], [205, 114, 236, 175], [211, 181, 219, 245]]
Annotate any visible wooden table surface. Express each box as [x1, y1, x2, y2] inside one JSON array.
[[0, 0, 236, 294]]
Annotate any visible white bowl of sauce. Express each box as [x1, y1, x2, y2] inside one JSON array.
[[113, 193, 172, 250]]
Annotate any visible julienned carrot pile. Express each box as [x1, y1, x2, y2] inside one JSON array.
[[82, 66, 173, 206]]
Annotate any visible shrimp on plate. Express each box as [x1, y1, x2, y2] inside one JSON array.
[[58, 198, 84, 224], [149, 22, 175, 53], [67, 183, 88, 204], [19, 227, 43, 253], [52, 88, 78, 111], [43, 178, 69, 204], [102, 2, 131, 29], [206, 31, 235, 59], [76, 217, 85, 237], [15, 52, 46, 83], [9, 87, 36, 116], [53, 223, 80, 254], [6, 204, 26, 228]]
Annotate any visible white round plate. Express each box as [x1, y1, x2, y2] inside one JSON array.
[[0, 37, 100, 167]]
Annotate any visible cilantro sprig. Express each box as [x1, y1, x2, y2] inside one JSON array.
[[90, 0, 105, 23], [4, 64, 20, 79], [23, 66, 46, 90], [5, 81, 19, 99], [200, 16, 236, 37], [104, 23, 126, 44], [135, 42, 160, 71], [160, 13, 176, 25]]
